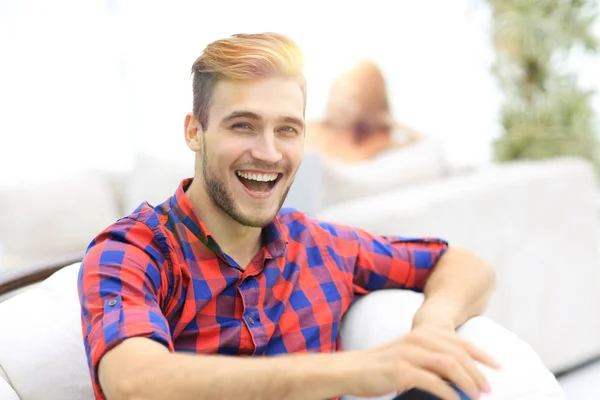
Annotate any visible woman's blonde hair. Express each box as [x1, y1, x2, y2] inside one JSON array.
[[191, 33, 306, 131], [325, 60, 395, 142]]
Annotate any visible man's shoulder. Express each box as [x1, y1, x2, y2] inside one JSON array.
[[126, 201, 167, 229], [80, 202, 174, 284], [102, 202, 160, 232], [88, 201, 170, 250]]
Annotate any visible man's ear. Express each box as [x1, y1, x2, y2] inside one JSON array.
[[184, 113, 203, 152]]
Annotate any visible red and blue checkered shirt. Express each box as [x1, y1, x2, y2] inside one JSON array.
[[78, 178, 448, 399]]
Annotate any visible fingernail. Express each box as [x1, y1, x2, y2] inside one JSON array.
[[492, 357, 503, 368], [483, 382, 491, 393]]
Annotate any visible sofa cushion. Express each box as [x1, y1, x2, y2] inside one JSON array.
[[319, 137, 449, 209], [0, 173, 121, 263], [122, 152, 323, 217], [122, 153, 194, 215], [0, 263, 94, 400]]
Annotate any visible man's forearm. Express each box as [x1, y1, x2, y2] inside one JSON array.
[[111, 348, 358, 400], [414, 246, 496, 329]]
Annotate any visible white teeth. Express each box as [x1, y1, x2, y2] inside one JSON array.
[[236, 171, 278, 182]]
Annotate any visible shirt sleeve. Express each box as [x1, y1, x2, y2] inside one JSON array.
[[77, 217, 174, 399], [350, 227, 449, 296]]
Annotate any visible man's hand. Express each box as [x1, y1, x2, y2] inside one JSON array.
[[346, 325, 501, 400]]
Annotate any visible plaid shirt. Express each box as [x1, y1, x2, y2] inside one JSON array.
[[78, 178, 448, 399]]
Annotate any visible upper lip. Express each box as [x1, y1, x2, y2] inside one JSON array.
[[236, 169, 282, 174]]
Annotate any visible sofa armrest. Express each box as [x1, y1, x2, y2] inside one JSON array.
[[320, 157, 600, 372], [339, 290, 564, 400], [0, 253, 83, 302]]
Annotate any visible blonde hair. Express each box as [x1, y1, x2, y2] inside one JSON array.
[[191, 33, 306, 131]]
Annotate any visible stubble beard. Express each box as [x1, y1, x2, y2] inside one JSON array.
[[201, 146, 292, 228]]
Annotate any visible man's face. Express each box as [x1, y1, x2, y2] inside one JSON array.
[[194, 77, 305, 227]]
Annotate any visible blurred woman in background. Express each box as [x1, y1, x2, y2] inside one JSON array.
[[307, 60, 423, 163]]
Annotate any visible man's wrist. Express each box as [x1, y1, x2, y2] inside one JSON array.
[[285, 350, 363, 399], [326, 351, 365, 395], [412, 297, 462, 331]]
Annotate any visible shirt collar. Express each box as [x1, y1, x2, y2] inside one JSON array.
[[168, 178, 288, 258]]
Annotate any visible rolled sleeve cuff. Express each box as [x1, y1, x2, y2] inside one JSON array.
[[86, 296, 174, 399]]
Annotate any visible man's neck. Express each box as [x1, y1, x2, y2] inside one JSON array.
[[185, 179, 262, 268]]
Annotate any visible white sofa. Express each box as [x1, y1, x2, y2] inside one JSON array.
[[0, 150, 598, 375], [318, 157, 600, 373], [0, 262, 564, 400]]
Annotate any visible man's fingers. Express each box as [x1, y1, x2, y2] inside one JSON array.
[[434, 328, 501, 369], [457, 337, 502, 369], [411, 350, 481, 399], [410, 328, 491, 394], [401, 367, 462, 400], [439, 340, 491, 395]]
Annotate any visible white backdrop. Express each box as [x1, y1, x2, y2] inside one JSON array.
[[1, 0, 598, 185]]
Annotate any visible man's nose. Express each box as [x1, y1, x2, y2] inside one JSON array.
[[250, 133, 283, 164]]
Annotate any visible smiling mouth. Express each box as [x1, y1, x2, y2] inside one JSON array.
[[236, 170, 282, 193]]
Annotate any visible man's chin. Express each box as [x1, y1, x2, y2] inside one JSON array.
[[240, 205, 283, 227], [230, 184, 291, 227], [236, 214, 278, 228]]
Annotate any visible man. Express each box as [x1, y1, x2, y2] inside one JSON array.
[[78, 33, 498, 400]]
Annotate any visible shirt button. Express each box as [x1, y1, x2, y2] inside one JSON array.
[[247, 316, 255, 325], [108, 299, 117, 307]]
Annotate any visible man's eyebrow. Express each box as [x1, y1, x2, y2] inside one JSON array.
[[221, 111, 263, 123], [278, 116, 305, 130]]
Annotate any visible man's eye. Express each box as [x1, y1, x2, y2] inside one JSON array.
[[279, 126, 298, 135], [232, 123, 252, 130]]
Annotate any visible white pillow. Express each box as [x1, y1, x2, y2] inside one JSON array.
[[319, 137, 450, 209], [0, 263, 94, 400], [340, 290, 565, 400]]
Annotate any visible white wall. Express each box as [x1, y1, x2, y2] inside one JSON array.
[[1, 0, 598, 185]]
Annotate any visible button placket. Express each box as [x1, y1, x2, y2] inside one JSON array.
[[241, 277, 258, 327], [239, 273, 267, 352], [238, 278, 254, 327]]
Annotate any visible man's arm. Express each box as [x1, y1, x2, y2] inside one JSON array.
[[335, 223, 494, 331], [342, 226, 449, 296], [412, 246, 496, 331], [99, 337, 356, 400], [100, 330, 497, 400]]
